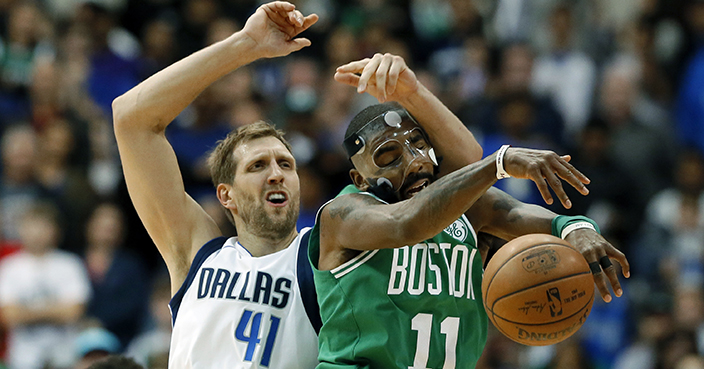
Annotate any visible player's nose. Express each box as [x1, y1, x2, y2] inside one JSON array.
[[267, 161, 285, 184]]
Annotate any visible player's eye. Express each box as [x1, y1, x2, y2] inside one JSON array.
[[409, 130, 428, 150], [373, 141, 403, 167]]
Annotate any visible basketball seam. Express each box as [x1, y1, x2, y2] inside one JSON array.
[[491, 292, 594, 327]]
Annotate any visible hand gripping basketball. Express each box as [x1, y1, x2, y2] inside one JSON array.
[[564, 229, 630, 303]]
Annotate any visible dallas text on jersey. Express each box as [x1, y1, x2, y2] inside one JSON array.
[[196, 269, 292, 309]]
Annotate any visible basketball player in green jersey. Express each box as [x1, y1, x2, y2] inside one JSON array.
[[308, 54, 630, 369]]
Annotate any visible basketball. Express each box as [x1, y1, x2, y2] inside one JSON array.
[[481, 234, 594, 346]]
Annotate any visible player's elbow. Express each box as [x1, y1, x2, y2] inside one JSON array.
[[112, 94, 130, 131]]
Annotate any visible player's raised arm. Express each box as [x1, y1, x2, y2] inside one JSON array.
[[112, 2, 318, 291], [318, 146, 590, 270], [334, 53, 482, 175]]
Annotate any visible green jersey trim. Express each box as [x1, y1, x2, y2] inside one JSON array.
[[331, 249, 380, 279]]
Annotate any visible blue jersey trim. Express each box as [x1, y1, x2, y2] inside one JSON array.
[[169, 236, 229, 326], [297, 229, 322, 334]]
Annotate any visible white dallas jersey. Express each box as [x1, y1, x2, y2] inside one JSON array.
[[169, 228, 320, 369]]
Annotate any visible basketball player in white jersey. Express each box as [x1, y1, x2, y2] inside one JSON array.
[[112, 3, 322, 367]]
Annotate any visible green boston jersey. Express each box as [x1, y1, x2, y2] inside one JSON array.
[[309, 185, 488, 369]]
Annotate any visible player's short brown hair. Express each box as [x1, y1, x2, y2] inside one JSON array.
[[207, 121, 293, 187]]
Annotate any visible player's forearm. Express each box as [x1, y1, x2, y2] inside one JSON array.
[[395, 154, 498, 244], [467, 187, 557, 241], [398, 84, 483, 174], [112, 32, 259, 133]]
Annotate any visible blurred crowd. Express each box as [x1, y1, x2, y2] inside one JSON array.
[[0, 0, 700, 368]]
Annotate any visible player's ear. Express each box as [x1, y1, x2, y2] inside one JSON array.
[[349, 169, 369, 191], [216, 183, 237, 213]]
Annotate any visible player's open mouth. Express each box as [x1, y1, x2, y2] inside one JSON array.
[[406, 179, 429, 197], [266, 191, 288, 207]]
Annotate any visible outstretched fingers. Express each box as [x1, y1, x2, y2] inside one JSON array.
[[334, 70, 361, 87], [357, 54, 383, 93], [376, 55, 392, 102], [336, 58, 371, 74], [527, 166, 554, 206], [610, 246, 631, 279], [556, 155, 590, 193], [530, 154, 592, 209], [387, 56, 405, 96], [583, 249, 614, 303]]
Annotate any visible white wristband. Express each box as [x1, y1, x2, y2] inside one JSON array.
[[496, 145, 511, 180], [560, 222, 596, 239]]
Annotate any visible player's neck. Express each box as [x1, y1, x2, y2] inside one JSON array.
[[237, 229, 298, 257]]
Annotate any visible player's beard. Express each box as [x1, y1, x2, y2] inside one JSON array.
[[237, 190, 299, 241]]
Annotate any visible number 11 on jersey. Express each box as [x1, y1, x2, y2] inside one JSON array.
[[410, 313, 460, 369]]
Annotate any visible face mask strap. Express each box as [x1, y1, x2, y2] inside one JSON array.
[[366, 177, 401, 203], [344, 109, 413, 158]]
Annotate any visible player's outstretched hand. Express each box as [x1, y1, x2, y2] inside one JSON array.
[[241, 1, 318, 59], [502, 147, 590, 208], [334, 53, 420, 103], [565, 229, 630, 303]]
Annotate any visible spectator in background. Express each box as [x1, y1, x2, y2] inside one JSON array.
[[0, 125, 45, 243], [612, 297, 673, 369], [35, 119, 97, 253], [0, 203, 91, 369], [531, 4, 596, 141], [87, 355, 145, 369], [84, 202, 148, 347], [137, 19, 177, 81], [655, 329, 700, 369], [558, 118, 640, 249], [480, 92, 562, 206], [460, 43, 565, 149], [598, 61, 676, 214], [638, 148, 704, 291], [676, 355, 704, 369], [677, 0, 704, 156], [296, 165, 327, 230], [165, 84, 231, 199], [177, 0, 220, 58], [542, 340, 594, 369], [73, 326, 121, 369], [0, 2, 53, 125], [73, 2, 140, 118], [125, 275, 171, 367]]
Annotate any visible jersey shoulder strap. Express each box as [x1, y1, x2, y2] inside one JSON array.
[[297, 228, 322, 334], [169, 236, 229, 325]]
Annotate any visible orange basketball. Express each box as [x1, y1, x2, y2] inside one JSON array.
[[481, 234, 594, 346]]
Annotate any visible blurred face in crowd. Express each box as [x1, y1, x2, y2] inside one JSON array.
[[550, 7, 573, 50], [501, 44, 533, 94], [86, 204, 124, 250], [675, 151, 704, 196], [600, 69, 636, 125], [19, 213, 59, 254], [229, 137, 300, 240], [1, 127, 37, 183]]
